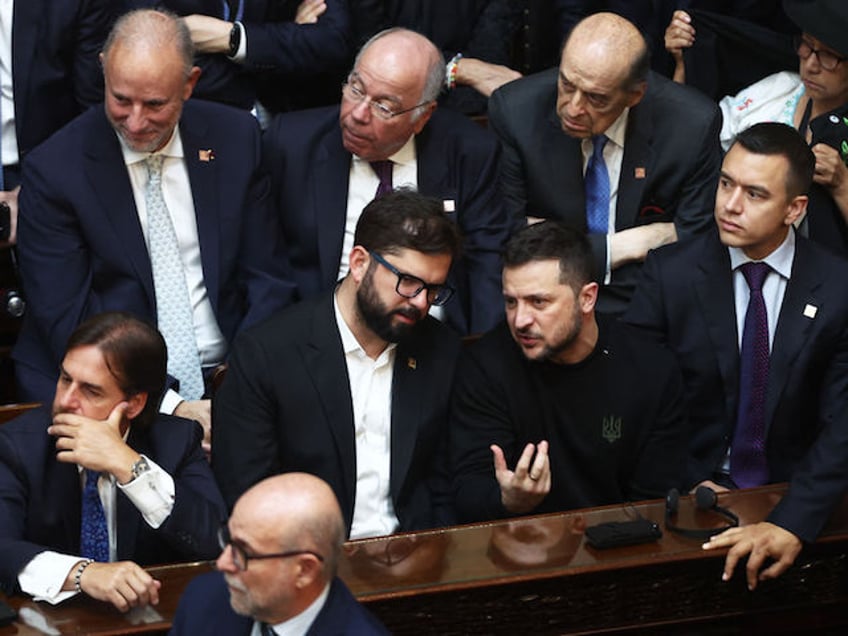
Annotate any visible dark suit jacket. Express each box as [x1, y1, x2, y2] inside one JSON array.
[[0, 407, 226, 594], [212, 291, 461, 534], [262, 105, 510, 335], [169, 572, 389, 635], [488, 68, 722, 314], [13, 99, 295, 402], [126, 0, 352, 112], [9, 0, 114, 163], [624, 230, 848, 542]]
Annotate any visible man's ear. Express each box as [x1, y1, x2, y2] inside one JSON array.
[[124, 392, 148, 421], [579, 281, 599, 314], [348, 246, 371, 284], [785, 194, 808, 226], [411, 102, 437, 135]]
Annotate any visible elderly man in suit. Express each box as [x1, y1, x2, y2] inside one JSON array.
[[489, 11, 722, 315], [213, 190, 462, 538], [625, 122, 848, 589], [13, 9, 294, 446], [262, 27, 511, 336], [0, 312, 225, 611], [170, 473, 388, 635]]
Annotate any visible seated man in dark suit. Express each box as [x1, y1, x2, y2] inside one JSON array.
[[213, 190, 462, 538], [171, 473, 388, 635], [624, 122, 848, 589], [451, 221, 687, 523], [14, 9, 294, 445], [488, 11, 722, 315], [263, 27, 511, 336], [0, 312, 225, 610]]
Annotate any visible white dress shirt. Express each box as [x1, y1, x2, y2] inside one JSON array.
[[580, 107, 630, 284], [0, 0, 18, 169], [118, 126, 227, 412], [17, 453, 175, 604], [333, 294, 400, 539]]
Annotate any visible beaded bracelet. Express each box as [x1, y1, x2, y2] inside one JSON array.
[[74, 558, 94, 593], [445, 53, 463, 90]]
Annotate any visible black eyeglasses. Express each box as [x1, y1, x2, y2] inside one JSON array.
[[218, 523, 324, 572], [370, 252, 455, 306], [342, 73, 433, 120], [795, 36, 846, 72]]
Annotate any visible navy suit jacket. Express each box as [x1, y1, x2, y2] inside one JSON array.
[[489, 68, 722, 314], [0, 407, 226, 594], [13, 99, 295, 401], [624, 230, 848, 542], [9, 0, 114, 162], [212, 291, 461, 534], [169, 572, 389, 635], [262, 105, 510, 335], [126, 0, 352, 112]]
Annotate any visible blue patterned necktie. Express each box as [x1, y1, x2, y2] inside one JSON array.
[[585, 135, 610, 234], [370, 160, 393, 199], [80, 470, 109, 562], [144, 155, 205, 400], [730, 262, 771, 488]]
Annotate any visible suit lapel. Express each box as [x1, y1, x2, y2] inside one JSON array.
[[302, 296, 357, 514], [11, 0, 42, 137], [617, 87, 653, 229], [693, 235, 740, 425], [389, 335, 426, 501], [83, 111, 156, 307], [115, 427, 151, 560], [767, 238, 820, 427], [315, 130, 352, 286], [180, 112, 222, 312], [546, 110, 586, 222], [44, 450, 84, 553]]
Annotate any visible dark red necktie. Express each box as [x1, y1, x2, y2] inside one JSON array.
[[370, 160, 393, 199]]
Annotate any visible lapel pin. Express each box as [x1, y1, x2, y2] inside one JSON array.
[[803, 304, 818, 319], [634, 167, 646, 179], [407, 357, 417, 370], [443, 199, 455, 213], [198, 149, 215, 162]]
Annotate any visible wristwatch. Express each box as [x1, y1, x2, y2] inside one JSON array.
[[130, 456, 151, 481], [228, 22, 241, 58]]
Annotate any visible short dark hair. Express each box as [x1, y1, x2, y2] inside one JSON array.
[[354, 189, 462, 260], [729, 122, 815, 198], [503, 221, 594, 293], [65, 312, 167, 430]]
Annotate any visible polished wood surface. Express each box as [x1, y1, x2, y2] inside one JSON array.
[[2, 484, 848, 635]]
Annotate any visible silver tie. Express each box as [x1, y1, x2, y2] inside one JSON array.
[[144, 155, 205, 400]]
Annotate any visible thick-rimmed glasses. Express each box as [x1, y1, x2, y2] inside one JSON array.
[[342, 73, 433, 120], [370, 252, 455, 306], [218, 523, 324, 572], [795, 36, 846, 72]]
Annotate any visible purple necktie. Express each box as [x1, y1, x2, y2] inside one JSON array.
[[80, 470, 109, 562], [585, 135, 609, 234], [730, 261, 771, 488], [370, 160, 393, 199]]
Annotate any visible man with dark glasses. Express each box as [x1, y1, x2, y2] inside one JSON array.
[[214, 190, 462, 539]]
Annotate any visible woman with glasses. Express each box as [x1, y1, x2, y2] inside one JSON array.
[[666, 0, 848, 253]]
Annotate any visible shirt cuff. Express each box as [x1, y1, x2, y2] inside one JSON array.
[[117, 455, 175, 529], [160, 389, 184, 415], [229, 22, 247, 62], [18, 552, 84, 604]]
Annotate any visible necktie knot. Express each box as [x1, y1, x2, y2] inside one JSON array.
[[84, 470, 101, 490], [740, 261, 770, 292], [592, 134, 608, 158], [145, 155, 165, 185], [369, 160, 393, 199]]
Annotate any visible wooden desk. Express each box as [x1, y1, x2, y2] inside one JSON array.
[[3, 485, 848, 635]]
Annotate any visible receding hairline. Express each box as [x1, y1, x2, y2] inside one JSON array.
[[562, 12, 647, 86], [102, 9, 193, 75]]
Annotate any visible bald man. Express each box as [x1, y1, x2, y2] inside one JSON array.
[[489, 12, 722, 315], [14, 9, 294, 436], [170, 473, 389, 635], [262, 27, 511, 336]]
